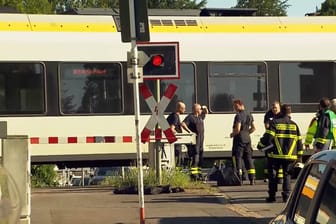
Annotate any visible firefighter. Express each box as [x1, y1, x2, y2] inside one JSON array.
[[263, 101, 283, 183], [305, 97, 336, 152], [258, 104, 303, 203], [230, 99, 256, 185], [182, 103, 208, 180]]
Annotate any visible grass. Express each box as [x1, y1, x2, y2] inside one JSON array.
[[102, 167, 215, 193]]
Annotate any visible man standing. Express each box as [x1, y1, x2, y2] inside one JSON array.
[[167, 101, 187, 167], [263, 101, 283, 183], [258, 104, 303, 203], [182, 103, 208, 178], [230, 99, 256, 185], [314, 97, 335, 152]]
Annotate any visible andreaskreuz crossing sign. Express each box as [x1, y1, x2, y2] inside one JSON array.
[[140, 83, 177, 144]]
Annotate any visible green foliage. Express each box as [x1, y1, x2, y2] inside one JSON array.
[[54, 0, 119, 13], [0, 0, 53, 13], [31, 165, 58, 187], [104, 168, 202, 190], [0, 0, 206, 14], [148, 0, 206, 9], [320, 0, 336, 15], [236, 0, 289, 16]]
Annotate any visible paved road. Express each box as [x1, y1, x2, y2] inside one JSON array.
[[31, 180, 287, 224]]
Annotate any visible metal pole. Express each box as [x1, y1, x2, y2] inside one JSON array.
[[128, 0, 145, 223], [155, 80, 162, 185]]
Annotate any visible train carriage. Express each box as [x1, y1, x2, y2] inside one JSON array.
[[0, 10, 336, 166]]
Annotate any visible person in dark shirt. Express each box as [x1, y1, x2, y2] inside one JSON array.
[[264, 101, 281, 129], [230, 99, 256, 185], [263, 101, 283, 183], [167, 101, 187, 167], [182, 103, 208, 176]]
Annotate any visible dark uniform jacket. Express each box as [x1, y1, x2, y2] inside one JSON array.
[[257, 115, 303, 160]]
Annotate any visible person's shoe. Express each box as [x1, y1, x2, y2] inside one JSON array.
[[264, 178, 268, 183], [278, 179, 283, 184], [250, 180, 256, 185], [282, 193, 289, 203], [266, 197, 276, 203], [282, 196, 288, 203]]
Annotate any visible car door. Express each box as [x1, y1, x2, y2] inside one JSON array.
[[305, 159, 336, 223], [289, 161, 328, 223]]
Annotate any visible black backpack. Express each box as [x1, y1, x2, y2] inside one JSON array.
[[216, 166, 241, 186]]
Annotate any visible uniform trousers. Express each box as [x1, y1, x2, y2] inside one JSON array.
[[232, 139, 255, 181], [267, 158, 293, 200]]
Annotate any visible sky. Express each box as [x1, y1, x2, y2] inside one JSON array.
[[205, 0, 325, 16]]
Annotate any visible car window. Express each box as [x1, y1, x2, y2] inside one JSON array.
[[314, 167, 336, 223], [95, 167, 122, 176], [294, 163, 327, 224]]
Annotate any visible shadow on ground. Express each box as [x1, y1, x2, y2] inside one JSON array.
[[146, 216, 272, 224]]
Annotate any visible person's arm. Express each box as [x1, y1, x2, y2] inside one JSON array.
[[230, 121, 241, 138], [304, 117, 317, 150], [167, 114, 177, 133], [296, 124, 304, 162], [249, 121, 256, 134], [315, 113, 330, 151], [257, 121, 275, 150], [181, 122, 191, 133], [202, 105, 209, 114], [263, 112, 270, 129], [181, 115, 192, 133], [170, 124, 177, 133]]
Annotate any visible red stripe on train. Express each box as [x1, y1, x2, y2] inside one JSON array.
[[29, 136, 134, 144], [30, 137, 39, 144], [123, 136, 132, 142], [48, 137, 58, 144], [68, 137, 78, 143]]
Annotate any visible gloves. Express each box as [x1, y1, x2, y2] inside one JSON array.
[[296, 155, 302, 163], [257, 142, 264, 150]]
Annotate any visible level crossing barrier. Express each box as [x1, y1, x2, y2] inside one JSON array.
[[148, 132, 196, 170]]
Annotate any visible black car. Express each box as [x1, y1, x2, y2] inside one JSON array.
[[270, 150, 336, 224]]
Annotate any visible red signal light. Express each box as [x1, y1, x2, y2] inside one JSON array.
[[151, 55, 164, 67]]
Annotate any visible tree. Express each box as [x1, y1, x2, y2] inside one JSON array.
[[31, 165, 58, 187], [320, 0, 336, 15], [236, 0, 289, 16], [53, 0, 119, 13], [1, 0, 206, 14], [148, 0, 206, 9], [0, 0, 53, 13]]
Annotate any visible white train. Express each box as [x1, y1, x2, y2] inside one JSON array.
[[0, 10, 335, 166]]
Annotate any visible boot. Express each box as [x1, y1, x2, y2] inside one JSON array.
[[266, 196, 276, 203], [282, 192, 289, 203], [266, 192, 276, 203], [250, 178, 256, 185]]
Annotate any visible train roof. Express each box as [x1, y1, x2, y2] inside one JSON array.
[[0, 12, 336, 33], [62, 7, 258, 17]]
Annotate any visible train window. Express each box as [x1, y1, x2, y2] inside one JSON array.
[[0, 63, 44, 114], [140, 63, 195, 113], [209, 63, 267, 112], [279, 62, 336, 104], [59, 63, 122, 114]]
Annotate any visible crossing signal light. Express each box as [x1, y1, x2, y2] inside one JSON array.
[[151, 54, 164, 67], [137, 42, 180, 79]]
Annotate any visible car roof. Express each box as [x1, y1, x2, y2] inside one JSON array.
[[307, 150, 336, 164]]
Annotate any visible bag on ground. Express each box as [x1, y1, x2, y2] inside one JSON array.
[[216, 166, 241, 186]]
